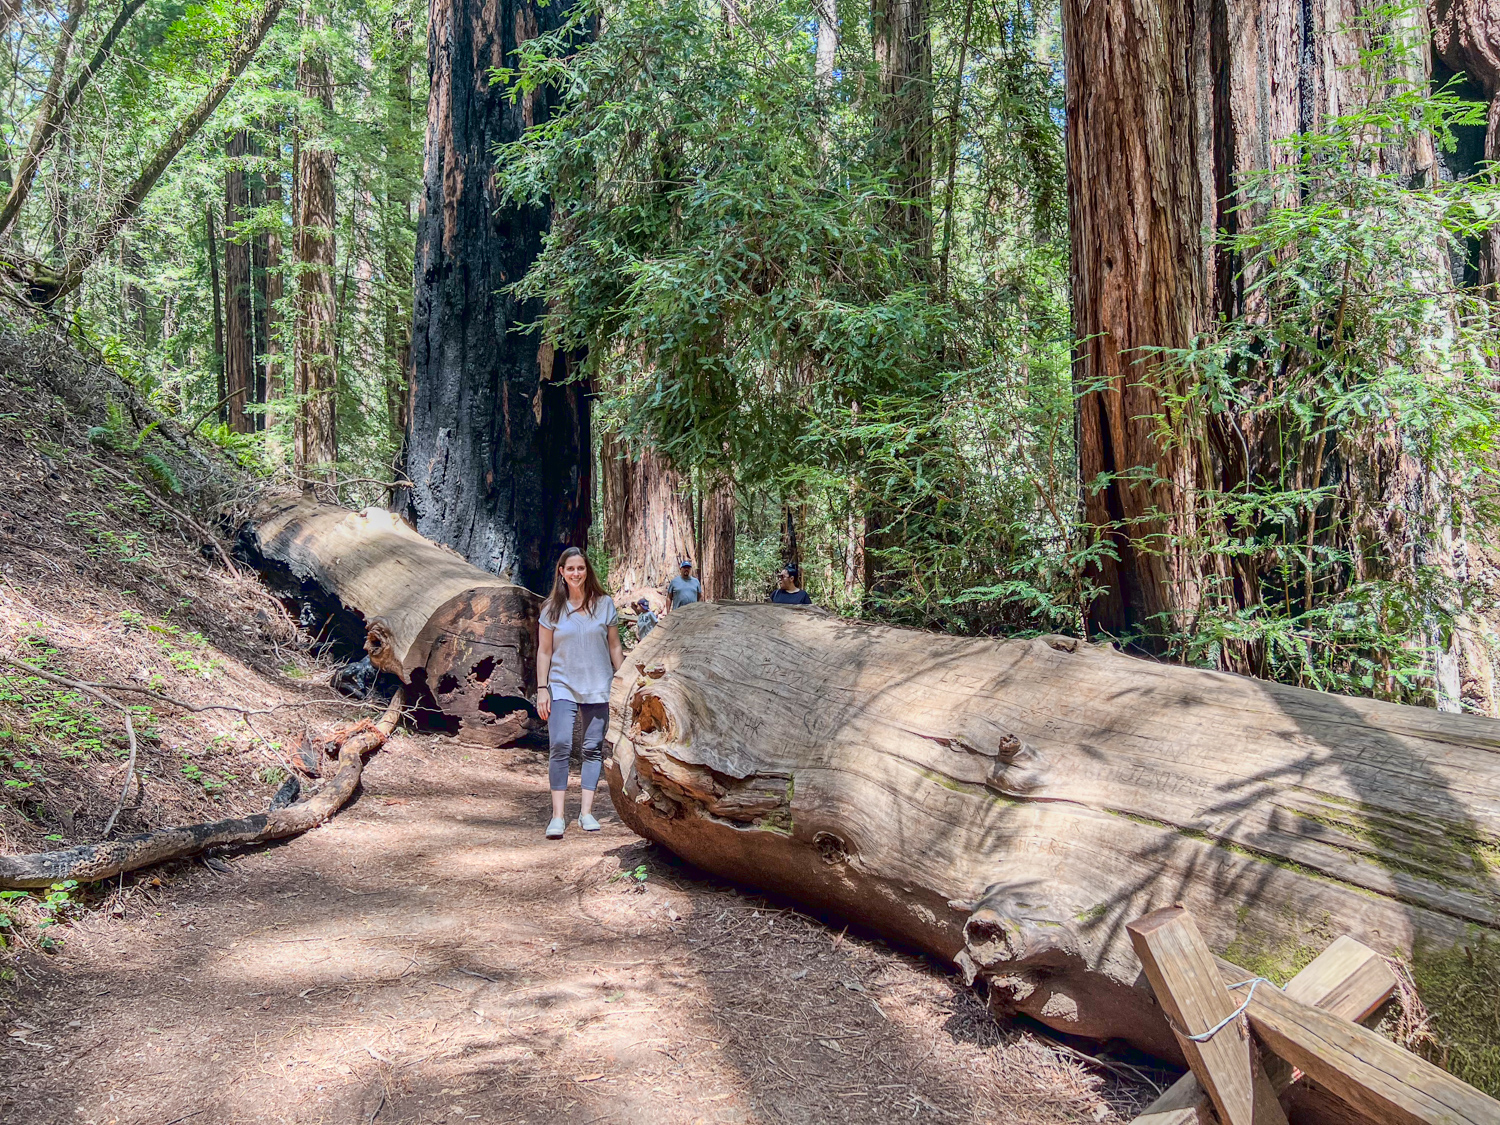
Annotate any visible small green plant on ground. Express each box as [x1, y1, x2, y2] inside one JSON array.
[[86, 399, 183, 495], [611, 863, 649, 891], [180, 756, 224, 794], [0, 880, 79, 953]]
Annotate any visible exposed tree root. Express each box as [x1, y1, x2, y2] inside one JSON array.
[[0, 694, 404, 889]]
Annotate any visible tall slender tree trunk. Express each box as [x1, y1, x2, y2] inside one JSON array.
[[263, 124, 285, 431], [295, 17, 338, 483], [403, 0, 592, 592], [207, 204, 226, 414], [224, 129, 255, 433], [249, 134, 269, 429], [815, 0, 837, 86], [873, 0, 932, 261], [384, 13, 414, 487], [861, 0, 933, 608]]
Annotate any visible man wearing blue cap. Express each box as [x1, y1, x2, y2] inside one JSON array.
[[666, 558, 703, 613]]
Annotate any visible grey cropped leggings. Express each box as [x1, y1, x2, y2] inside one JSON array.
[[548, 697, 609, 792]]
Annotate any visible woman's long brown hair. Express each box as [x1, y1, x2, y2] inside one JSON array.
[[542, 547, 606, 623]]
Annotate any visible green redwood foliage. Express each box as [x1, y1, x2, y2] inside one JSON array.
[[0, 0, 425, 494], [498, 0, 1077, 629]]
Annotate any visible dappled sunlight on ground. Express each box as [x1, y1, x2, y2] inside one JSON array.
[[0, 736, 1163, 1124]]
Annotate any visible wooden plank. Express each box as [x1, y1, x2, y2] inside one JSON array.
[[1130, 1077, 1212, 1125], [1278, 935, 1397, 1023], [1244, 973, 1500, 1125], [1132, 937, 1397, 1125], [1128, 907, 1289, 1125]]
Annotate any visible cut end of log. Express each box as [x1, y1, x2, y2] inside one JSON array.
[[241, 495, 540, 745]]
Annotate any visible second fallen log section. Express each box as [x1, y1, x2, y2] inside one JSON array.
[[604, 603, 1500, 1067], [240, 495, 539, 743]]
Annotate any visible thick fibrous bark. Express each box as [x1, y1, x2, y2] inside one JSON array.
[[241, 495, 540, 743], [0, 704, 398, 890], [1066, 0, 1442, 648], [699, 479, 735, 601], [606, 604, 1500, 1059], [600, 432, 697, 602], [403, 0, 591, 592]]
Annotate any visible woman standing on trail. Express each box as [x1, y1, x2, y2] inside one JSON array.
[[536, 547, 624, 839]]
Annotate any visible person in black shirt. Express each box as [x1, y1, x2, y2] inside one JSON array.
[[771, 563, 812, 605]]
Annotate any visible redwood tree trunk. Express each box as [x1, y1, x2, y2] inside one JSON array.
[[224, 128, 255, 434], [600, 432, 697, 601], [1066, 0, 1445, 653], [295, 24, 338, 483], [263, 129, 284, 428], [207, 204, 226, 413], [873, 0, 932, 258], [699, 478, 736, 600], [402, 0, 591, 593]]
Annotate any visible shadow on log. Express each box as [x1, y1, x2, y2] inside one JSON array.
[[238, 494, 540, 743], [605, 603, 1500, 1063]]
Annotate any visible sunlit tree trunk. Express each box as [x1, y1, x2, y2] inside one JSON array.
[[1065, 0, 1450, 669], [403, 0, 592, 592], [294, 15, 338, 483], [600, 433, 697, 600], [815, 0, 837, 86]]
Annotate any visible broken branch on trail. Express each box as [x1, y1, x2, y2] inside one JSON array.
[[238, 495, 540, 743], [605, 603, 1500, 1063], [0, 695, 403, 889]]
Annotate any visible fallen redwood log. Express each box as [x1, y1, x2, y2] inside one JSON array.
[[240, 495, 540, 744], [604, 603, 1500, 1064], [0, 696, 402, 888]]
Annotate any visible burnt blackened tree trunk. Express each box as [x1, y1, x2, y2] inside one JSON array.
[[403, 0, 591, 594]]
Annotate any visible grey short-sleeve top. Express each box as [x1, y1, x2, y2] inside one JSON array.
[[540, 595, 619, 704]]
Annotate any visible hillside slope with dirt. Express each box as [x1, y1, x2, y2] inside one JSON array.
[[0, 317, 1161, 1123]]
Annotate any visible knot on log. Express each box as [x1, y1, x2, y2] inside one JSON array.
[[985, 735, 1049, 795], [961, 885, 1083, 979], [365, 616, 402, 676]]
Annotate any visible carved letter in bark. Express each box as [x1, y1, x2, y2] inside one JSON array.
[[606, 604, 1500, 1059]]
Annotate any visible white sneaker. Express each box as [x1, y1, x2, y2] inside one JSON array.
[[545, 817, 566, 839], [578, 813, 601, 832]]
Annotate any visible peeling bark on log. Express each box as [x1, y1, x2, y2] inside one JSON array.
[[605, 604, 1500, 1060], [0, 700, 400, 889], [240, 495, 539, 743]]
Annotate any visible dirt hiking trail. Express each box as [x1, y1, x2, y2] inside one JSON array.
[[0, 738, 1161, 1125]]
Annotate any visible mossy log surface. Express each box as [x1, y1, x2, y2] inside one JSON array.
[[604, 603, 1500, 1062], [240, 495, 539, 743]]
